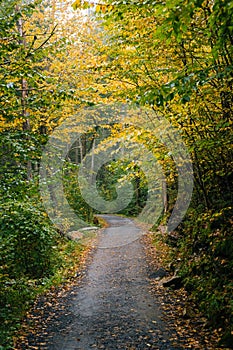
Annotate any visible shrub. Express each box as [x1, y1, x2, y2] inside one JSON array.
[[0, 201, 58, 279]]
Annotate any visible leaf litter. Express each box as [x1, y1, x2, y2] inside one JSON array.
[[15, 216, 228, 349]]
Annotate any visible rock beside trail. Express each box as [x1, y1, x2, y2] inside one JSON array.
[[67, 227, 99, 241], [80, 226, 99, 231], [162, 275, 182, 289], [66, 231, 84, 241], [149, 268, 169, 280]]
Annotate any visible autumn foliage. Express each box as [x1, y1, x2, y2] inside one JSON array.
[[0, 0, 232, 348]]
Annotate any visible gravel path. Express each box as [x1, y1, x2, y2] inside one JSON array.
[[17, 215, 183, 350]]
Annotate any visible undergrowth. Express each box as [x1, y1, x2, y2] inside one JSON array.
[[0, 201, 91, 350], [154, 206, 233, 348]]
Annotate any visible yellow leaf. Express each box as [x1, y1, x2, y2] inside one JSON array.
[[100, 5, 106, 13], [96, 4, 101, 12], [72, 0, 81, 10]]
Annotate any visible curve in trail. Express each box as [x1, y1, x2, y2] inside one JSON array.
[[21, 215, 182, 350]]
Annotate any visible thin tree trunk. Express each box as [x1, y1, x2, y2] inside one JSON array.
[[17, 13, 32, 181], [90, 138, 96, 184]]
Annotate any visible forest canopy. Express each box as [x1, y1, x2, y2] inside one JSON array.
[[0, 0, 232, 348]]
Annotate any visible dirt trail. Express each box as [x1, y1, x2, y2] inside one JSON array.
[[17, 215, 183, 350]]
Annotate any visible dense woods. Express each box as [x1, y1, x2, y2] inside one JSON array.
[[0, 0, 232, 348]]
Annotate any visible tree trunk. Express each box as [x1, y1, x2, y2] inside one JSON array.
[[17, 12, 32, 181]]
